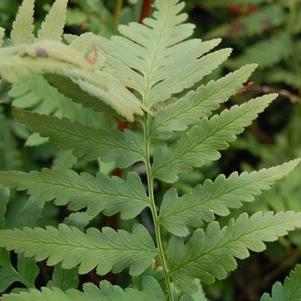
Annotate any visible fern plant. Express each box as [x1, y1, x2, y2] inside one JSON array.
[[0, 0, 301, 300]]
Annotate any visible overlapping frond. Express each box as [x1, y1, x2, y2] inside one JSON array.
[[0, 169, 149, 220], [97, 0, 231, 107], [13, 109, 144, 166], [159, 159, 300, 236], [45, 75, 110, 113], [0, 6, 143, 121], [0, 224, 156, 276], [168, 212, 301, 288], [152, 94, 277, 183]]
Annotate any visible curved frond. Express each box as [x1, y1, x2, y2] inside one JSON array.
[[0, 41, 144, 121]]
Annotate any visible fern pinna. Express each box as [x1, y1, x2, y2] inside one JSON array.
[[0, 0, 301, 300]]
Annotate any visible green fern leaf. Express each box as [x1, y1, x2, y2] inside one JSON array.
[[38, 0, 68, 41], [0, 169, 149, 220], [97, 0, 231, 107], [0, 40, 144, 121], [153, 94, 277, 183], [150, 64, 257, 139], [1, 21, 147, 121], [13, 109, 144, 167], [0, 43, 94, 83], [10, 0, 35, 45], [2, 277, 165, 301], [0, 224, 156, 276], [160, 159, 300, 236], [168, 212, 301, 288], [260, 265, 301, 301]]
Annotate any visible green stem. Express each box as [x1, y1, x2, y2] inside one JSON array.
[[114, 0, 123, 31], [143, 116, 174, 301]]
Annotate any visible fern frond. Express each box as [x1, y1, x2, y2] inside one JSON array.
[[0, 169, 149, 219], [150, 64, 257, 139], [9, 74, 108, 130], [97, 0, 231, 107], [168, 211, 301, 288], [152, 94, 277, 183], [2, 277, 165, 301], [160, 159, 300, 236], [0, 43, 94, 83], [260, 265, 301, 301], [38, 0, 68, 41], [45, 75, 111, 114], [0, 224, 156, 276], [74, 71, 145, 121], [0, 40, 144, 121], [13, 109, 144, 167], [10, 0, 35, 45]]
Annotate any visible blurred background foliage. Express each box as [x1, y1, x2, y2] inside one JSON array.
[[1, 0, 301, 300]]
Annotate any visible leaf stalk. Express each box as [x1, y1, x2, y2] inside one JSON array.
[[143, 115, 174, 301]]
